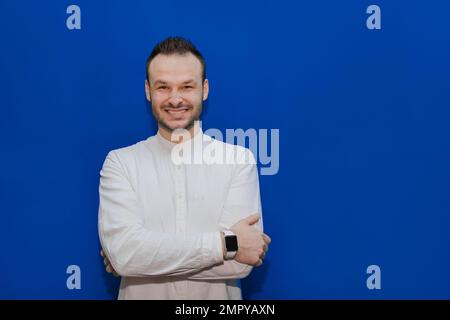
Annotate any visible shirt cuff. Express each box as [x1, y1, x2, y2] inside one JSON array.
[[201, 231, 224, 267]]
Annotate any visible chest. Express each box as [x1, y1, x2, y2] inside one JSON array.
[[128, 154, 233, 233]]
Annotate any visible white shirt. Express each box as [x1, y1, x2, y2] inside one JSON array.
[[98, 128, 263, 300]]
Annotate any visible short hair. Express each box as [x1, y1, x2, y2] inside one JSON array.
[[146, 36, 206, 82]]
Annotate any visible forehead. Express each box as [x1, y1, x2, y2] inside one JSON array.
[[148, 53, 203, 83]]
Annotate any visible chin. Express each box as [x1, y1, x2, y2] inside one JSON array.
[[165, 119, 194, 131]]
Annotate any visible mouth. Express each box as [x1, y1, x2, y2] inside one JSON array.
[[164, 107, 191, 116]]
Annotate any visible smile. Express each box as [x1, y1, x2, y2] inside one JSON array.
[[165, 108, 190, 115]]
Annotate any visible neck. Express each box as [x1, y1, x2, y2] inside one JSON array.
[[158, 121, 200, 144]]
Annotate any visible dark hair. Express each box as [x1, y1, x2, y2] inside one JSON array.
[[146, 36, 206, 82]]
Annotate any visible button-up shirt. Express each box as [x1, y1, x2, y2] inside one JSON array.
[[98, 128, 263, 299]]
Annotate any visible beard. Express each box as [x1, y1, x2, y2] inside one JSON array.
[[152, 101, 203, 133]]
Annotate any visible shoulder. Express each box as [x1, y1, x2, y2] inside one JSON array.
[[203, 134, 257, 165], [103, 135, 156, 168]]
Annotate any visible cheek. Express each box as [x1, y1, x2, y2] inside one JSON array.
[[187, 92, 203, 106], [150, 97, 164, 109]]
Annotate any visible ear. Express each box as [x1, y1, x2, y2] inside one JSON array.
[[145, 79, 151, 102], [202, 79, 209, 101]]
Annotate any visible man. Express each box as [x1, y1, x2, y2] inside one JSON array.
[[98, 36, 271, 299]]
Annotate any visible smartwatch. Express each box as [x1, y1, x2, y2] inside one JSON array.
[[223, 230, 238, 260]]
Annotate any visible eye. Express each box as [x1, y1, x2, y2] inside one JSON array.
[[157, 86, 168, 90], [183, 86, 194, 89]]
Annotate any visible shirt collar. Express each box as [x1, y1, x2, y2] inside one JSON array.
[[156, 126, 204, 151]]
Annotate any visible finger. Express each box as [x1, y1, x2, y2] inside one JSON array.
[[263, 243, 268, 252], [106, 265, 113, 273], [262, 233, 271, 244], [255, 259, 263, 267], [100, 250, 104, 257], [260, 252, 266, 260], [245, 213, 260, 225], [103, 257, 110, 266]]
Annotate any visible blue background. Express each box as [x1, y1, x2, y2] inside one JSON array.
[[1, 0, 449, 299]]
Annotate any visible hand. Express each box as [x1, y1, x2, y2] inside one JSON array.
[[100, 249, 120, 277], [230, 213, 271, 267]]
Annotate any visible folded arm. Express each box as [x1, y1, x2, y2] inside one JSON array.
[[98, 151, 224, 277]]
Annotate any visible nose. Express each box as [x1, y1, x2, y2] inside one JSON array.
[[167, 90, 183, 106]]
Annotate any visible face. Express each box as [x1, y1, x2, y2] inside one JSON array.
[[145, 53, 208, 135]]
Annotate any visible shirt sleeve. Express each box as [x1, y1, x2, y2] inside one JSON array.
[[186, 147, 264, 280], [98, 151, 224, 277]]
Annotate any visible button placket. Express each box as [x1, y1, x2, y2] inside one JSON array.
[[174, 163, 187, 234], [173, 162, 188, 298]]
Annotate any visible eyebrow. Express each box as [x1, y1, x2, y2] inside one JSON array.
[[152, 79, 196, 86], [152, 80, 168, 86]]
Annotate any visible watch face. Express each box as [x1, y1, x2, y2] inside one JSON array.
[[225, 235, 238, 252]]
